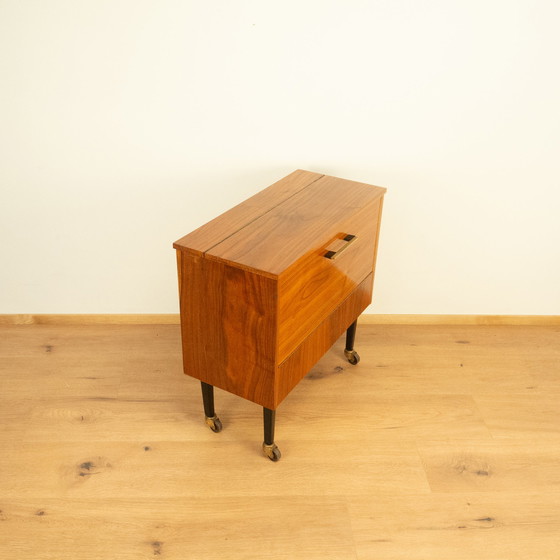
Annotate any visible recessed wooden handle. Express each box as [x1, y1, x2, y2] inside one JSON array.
[[324, 234, 357, 260]]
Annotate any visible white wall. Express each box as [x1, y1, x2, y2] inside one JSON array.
[[1, 0, 559, 314]]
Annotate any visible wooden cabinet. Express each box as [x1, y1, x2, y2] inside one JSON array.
[[174, 170, 386, 460]]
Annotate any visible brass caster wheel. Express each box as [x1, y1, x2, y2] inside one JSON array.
[[344, 349, 360, 365], [205, 415, 222, 433], [262, 442, 281, 462]]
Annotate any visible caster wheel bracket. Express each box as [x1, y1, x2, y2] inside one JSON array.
[[262, 442, 281, 461], [205, 415, 223, 433], [344, 349, 360, 365]]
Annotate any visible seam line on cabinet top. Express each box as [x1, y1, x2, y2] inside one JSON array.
[[201, 173, 325, 258]]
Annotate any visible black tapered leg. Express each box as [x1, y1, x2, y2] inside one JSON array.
[[201, 381, 215, 417], [201, 381, 222, 432], [263, 407, 275, 445], [262, 407, 281, 461], [345, 320, 357, 352], [344, 319, 361, 365]]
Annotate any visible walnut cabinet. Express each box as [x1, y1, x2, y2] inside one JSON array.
[[174, 170, 386, 460]]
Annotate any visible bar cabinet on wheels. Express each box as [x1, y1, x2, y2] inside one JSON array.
[[174, 169, 386, 461]]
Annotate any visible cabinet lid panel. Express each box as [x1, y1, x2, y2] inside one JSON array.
[[173, 169, 323, 256], [205, 174, 386, 276]]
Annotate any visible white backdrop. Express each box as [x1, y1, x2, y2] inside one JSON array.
[[1, 0, 559, 314]]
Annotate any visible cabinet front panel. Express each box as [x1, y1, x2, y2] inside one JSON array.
[[275, 274, 374, 408], [277, 198, 382, 363]]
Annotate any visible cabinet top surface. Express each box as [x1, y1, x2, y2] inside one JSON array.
[[174, 169, 386, 276]]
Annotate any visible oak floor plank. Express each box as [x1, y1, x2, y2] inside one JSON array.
[[1, 323, 560, 559], [1, 497, 356, 560], [348, 492, 560, 560], [474, 393, 560, 442], [417, 440, 560, 494], [0, 439, 429, 500], [356, 324, 560, 395]]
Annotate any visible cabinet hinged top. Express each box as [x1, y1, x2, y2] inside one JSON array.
[[173, 169, 386, 277]]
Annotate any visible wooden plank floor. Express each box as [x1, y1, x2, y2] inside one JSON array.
[[1, 323, 559, 559]]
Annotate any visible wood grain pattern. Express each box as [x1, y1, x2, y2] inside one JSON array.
[[276, 273, 373, 405], [173, 169, 324, 256], [175, 170, 386, 409], [418, 439, 560, 493], [277, 199, 381, 361], [205, 174, 385, 276], [473, 393, 560, 441], [2, 323, 560, 559], [0, 497, 357, 560], [347, 492, 560, 560], [177, 250, 374, 408], [2, 314, 559, 326], [177, 250, 277, 409], [371, 194, 384, 291], [0, 314, 182, 325], [359, 314, 560, 325]]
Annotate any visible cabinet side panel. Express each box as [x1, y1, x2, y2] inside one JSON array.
[[177, 250, 277, 408], [371, 195, 385, 292], [275, 273, 373, 408]]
